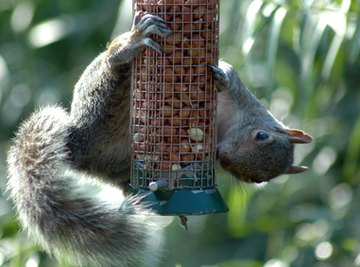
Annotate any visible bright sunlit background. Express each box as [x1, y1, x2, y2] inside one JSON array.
[[0, 0, 359, 266]]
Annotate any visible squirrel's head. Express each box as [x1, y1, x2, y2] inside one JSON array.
[[217, 125, 313, 183]]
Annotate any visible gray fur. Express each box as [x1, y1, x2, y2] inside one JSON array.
[[6, 12, 311, 267], [7, 106, 158, 267], [6, 14, 168, 267], [213, 61, 310, 183]]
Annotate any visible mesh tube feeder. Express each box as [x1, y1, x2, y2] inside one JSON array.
[[130, 0, 228, 215]]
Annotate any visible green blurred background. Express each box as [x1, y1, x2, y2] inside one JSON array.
[[0, 0, 359, 266]]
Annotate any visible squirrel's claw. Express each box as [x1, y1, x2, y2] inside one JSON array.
[[107, 13, 171, 67], [142, 24, 172, 38], [143, 38, 162, 54], [132, 13, 171, 54], [134, 13, 172, 38], [208, 64, 230, 92], [133, 11, 144, 28]]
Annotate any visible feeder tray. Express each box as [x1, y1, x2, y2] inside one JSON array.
[[129, 0, 228, 215]]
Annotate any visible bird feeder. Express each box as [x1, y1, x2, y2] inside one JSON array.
[[130, 0, 228, 215]]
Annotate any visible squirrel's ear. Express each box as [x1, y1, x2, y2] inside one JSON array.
[[286, 129, 313, 144], [286, 165, 308, 174]]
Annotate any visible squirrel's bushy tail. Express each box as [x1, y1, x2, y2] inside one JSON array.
[[6, 106, 158, 267]]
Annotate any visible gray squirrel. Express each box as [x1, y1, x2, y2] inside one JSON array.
[[211, 62, 312, 183], [6, 13, 312, 267]]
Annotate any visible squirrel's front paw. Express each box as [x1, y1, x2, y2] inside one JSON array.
[[133, 12, 172, 53], [208, 62, 231, 92]]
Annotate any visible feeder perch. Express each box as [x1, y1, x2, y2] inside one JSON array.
[[130, 0, 228, 215]]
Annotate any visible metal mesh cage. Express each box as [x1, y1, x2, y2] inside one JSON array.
[[130, 0, 219, 192]]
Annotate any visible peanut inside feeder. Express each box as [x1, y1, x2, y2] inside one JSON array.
[[130, 0, 228, 215]]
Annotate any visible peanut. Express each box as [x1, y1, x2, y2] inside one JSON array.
[[188, 128, 204, 141], [132, 0, 218, 174]]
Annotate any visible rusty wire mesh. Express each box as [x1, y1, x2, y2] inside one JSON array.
[[130, 0, 219, 190]]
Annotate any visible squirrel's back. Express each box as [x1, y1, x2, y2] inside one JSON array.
[[6, 106, 159, 267]]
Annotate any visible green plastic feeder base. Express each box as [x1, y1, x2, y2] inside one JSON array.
[[130, 187, 229, 215]]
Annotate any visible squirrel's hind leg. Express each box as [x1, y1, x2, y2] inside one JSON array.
[[106, 13, 171, 68]]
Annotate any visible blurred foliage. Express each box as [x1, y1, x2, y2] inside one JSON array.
[[0, 0, 359, 266]]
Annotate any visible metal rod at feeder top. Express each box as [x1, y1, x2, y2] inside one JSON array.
[[130, 0, 220, 191]]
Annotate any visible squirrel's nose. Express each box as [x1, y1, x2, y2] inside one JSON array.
[[217, 150, 231, 169]]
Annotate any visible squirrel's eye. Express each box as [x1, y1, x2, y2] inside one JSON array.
[[255, 131, 269, 141]]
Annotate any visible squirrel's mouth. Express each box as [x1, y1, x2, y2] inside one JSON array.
[[217, 158, 268, 184], [217, 148, 273, 184], [229, 168, 268, 184]]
